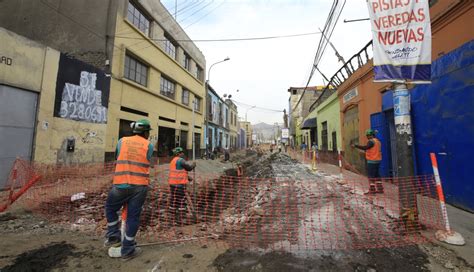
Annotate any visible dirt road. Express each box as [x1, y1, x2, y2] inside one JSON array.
[[0, 152, 472, 271]]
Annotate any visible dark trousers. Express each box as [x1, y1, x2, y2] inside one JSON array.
[[105, 185, 148, 256], [169, 184, 187, 211], [367, 162, 381, 184]]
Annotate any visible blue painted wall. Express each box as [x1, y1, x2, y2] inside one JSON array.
[[379, 40, 474, 212]]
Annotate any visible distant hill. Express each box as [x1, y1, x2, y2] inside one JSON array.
[[252, 122, 283, 141]]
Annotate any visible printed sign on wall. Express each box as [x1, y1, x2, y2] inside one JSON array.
[[367, 0, 432, 83], [54, 54, 110, 123]]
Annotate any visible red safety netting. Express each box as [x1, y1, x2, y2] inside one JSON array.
[[3, 159, 447, 251]]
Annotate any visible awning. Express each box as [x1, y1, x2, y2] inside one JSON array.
[[301, 118, 317, 129]]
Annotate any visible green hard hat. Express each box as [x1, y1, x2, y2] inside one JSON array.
[[173, 147, 184, 155], [365, 129, 375, 136], [132, 119, 152, 133]]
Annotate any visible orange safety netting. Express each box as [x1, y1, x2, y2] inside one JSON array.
[[2, 158, 446, 251]]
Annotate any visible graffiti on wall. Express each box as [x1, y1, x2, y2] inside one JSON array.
[[54, 54, 110, 123], [79, 128, 103, 144], [1, 56, 13, 66], [395, 123, 413, 146]]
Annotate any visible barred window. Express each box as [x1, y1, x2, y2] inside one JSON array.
[[194, 97, 201, 111], [164, 35, 176, 60], [160, 77, 175, 99], [182, 89, 189, 105], [124, 54, 148, 86], [127, 1, 150, 36], [184, 53, 191, 71], [196, 65, 203, 81]]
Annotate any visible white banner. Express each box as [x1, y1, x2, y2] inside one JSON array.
[[367, 0, 431, 83], [281, 128, 289, 139]]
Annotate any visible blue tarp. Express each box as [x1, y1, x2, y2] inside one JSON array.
[[382, 40, 474, 212]]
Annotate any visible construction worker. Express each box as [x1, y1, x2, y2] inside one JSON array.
[[168, 147, 196, 224], [104, 119, 154, 260], [351, 129, 384, 194]]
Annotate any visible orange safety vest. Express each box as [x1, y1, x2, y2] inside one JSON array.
[[366, 138, 382, 161], [113, 135, 150, 186], [168, 156, 188, 185]]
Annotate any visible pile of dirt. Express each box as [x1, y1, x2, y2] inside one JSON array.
[[213, 246, 430, 272], [1, 242, 77, 272]]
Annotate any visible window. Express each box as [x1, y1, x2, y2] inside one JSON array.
[[163, 35, 176, 59], [321, 121, 328, 151], [194, 97, 201, 111], [184, 53, 191, 71], [160, 77, 175, 99], [127, 1, 150, 36], [196, 65, 203, 81], [182, 89, 189, 105], [124, 54, 148, 86], [225, 108, 229, 127]]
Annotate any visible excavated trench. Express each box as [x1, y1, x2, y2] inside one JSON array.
[[212, 152, 431, 272]]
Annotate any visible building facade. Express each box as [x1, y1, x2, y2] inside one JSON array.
[[0, 27, 110, 186], [0, 0, 207, 161], [334, 1, 473, 210], [287, 86, 325, 147], [226, 99, 238, 150], [239, 121, 253, 148]]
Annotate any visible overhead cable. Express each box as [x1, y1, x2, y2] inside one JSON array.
[[113, 31, 321, 43]]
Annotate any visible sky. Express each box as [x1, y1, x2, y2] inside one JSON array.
[[161, 0, 373, 124]]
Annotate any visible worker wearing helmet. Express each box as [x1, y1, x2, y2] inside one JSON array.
[[351, 129, 384, 194], [104, 119, 154, 260], [168, 146, 196, 224]]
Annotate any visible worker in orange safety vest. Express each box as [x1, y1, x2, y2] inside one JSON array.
[[351, 129, 384, 194], [168, 146, 196, 224], [104, 119, 154, 260]]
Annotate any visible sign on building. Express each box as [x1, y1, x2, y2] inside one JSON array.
[[53, 54, 110, 123], [343, 88, 358, 104], [281, 128, 289, 139], [367, 0, 431, 83]]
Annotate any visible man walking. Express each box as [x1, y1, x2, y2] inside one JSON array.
[[168, 147, 196, 224], [351, 129, 384, 194], [104, 119, 154, 260]]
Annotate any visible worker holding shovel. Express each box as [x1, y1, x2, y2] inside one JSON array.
[[168, 147, 196, 225], [104, 119, 153, 260]]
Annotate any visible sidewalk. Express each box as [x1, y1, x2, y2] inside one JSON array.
[[441, 205, 474, 266], [313, 161, 474, 266]]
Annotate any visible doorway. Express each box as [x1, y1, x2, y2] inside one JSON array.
[[158, 126, 175, 157]]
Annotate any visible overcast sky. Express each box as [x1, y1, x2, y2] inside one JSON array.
[[161, 0, 373, 124]]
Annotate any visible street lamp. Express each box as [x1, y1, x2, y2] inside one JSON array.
[[245, 105, 256, 122], [207, 57, 230, 83]]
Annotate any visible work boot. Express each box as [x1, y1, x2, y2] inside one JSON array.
[[364, 184, 377, 195], [104, 236, 121, 247], [376, 182, 384, 194], [121, 247, 142, 261]]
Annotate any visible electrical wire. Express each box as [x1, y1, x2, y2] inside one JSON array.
[[184, 1, 226, 29], [178, 0, 215, 24], [290, 0, 346, 115], [231, 99, 283, 113], [113, 31, 320, 43]]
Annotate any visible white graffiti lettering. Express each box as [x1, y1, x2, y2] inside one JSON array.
[[60, 71, 107, 123]]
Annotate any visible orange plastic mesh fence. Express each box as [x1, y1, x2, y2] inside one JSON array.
[[4, 159, 446, 251]]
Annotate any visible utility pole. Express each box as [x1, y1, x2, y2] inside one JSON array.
[[393, 83, 417, 229]]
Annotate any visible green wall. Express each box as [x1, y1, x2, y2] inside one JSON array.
[[316, 92, 342, 151]]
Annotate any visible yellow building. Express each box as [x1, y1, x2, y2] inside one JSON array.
[[0, 27, 110, 185], [226, 100, 239, 149], [0, 0, 207, 162], [239, 121, 253, 147], [106, 0, 206, 160]]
